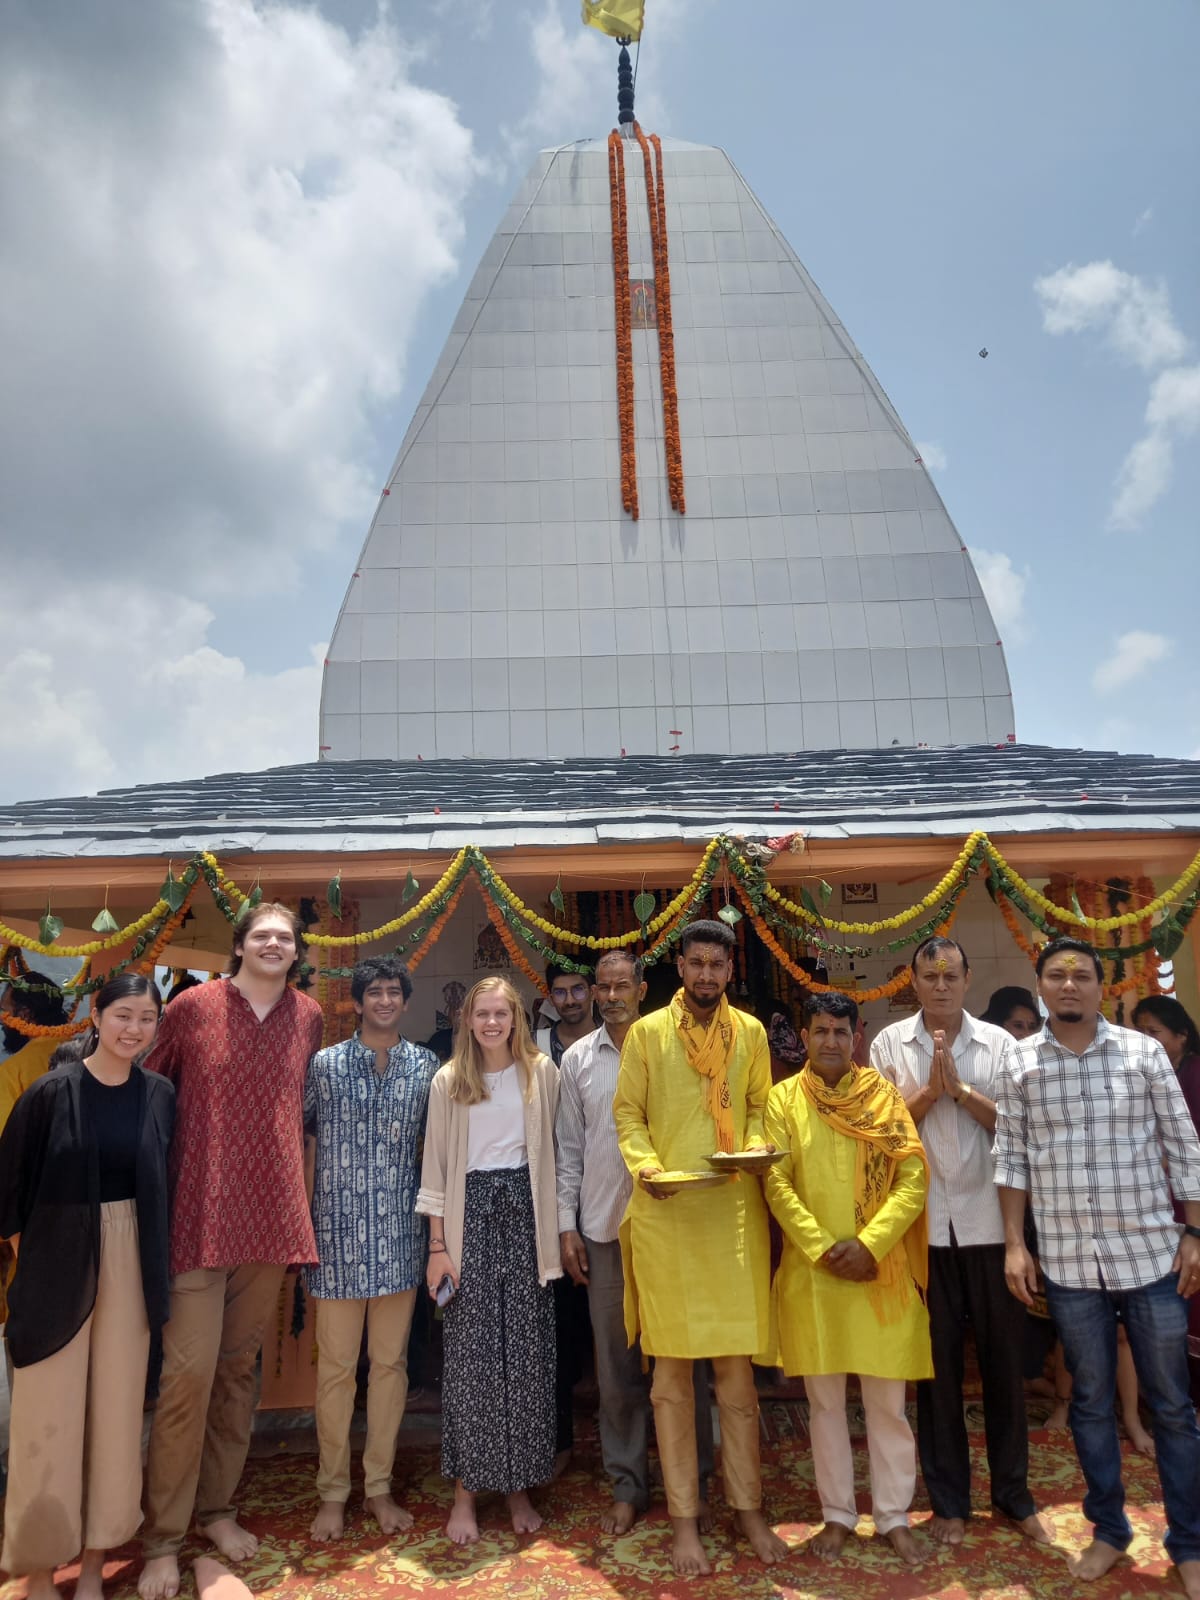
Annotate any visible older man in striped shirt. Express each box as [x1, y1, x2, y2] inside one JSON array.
[[996, 936, 1200, 1593], [555, 948, 713, 1536]]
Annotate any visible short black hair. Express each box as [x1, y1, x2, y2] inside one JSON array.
[[1036, 936, 1103, 981], [546, 962, 592, 987], [3, 973, 67, 1028], [595, 948, 645, 983], [980, 985, 1039, 1028], [351, 955, 413, 1004], [678, 919, 735, 955], [911, 935, 970, 973], [804, 992, 860, 1029]]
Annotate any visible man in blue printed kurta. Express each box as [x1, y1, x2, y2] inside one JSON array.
[[304, 957, 438, 1541]]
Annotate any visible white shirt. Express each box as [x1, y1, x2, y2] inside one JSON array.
[[871, 1009, 1014, 1248], [554, 1025, 629, 1243], [995, 1017, 1200, 1290], [466, 1064, 529, 1172]]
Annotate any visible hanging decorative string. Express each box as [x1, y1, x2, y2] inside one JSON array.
[[607, 130, 638, 518], [633, 123, 685, 513]]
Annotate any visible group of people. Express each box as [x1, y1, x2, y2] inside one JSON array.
[[1, 903, 1199, 1597]]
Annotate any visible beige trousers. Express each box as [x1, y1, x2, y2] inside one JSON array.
[[142, 1262, 284, 1557], [2, 1201, 149, 1576], [651, 1354, 761, 1517], [314, 1290, 417, 1502], [804, 1373, 915, 1536]]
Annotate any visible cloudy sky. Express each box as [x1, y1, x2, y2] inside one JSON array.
[[3, 0, 1197, 803]]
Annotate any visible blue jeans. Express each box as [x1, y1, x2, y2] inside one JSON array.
[[1046, 1271, 1200, 1565]]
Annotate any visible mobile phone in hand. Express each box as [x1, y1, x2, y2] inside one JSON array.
[[435, 1272, 456, 1308]]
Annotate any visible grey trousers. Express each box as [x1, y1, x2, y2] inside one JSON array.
[[585, 1236, 714, 1510]]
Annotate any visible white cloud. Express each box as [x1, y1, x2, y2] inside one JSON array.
[[1, 0, 480, 594], [1092, 630, 1173, 694], [0, 579, 323, 802], [1107, 362, 1200, 530], [969, 548, 1030, 642], [1109, 432, 1174, 531], [1034, 260, 1187, 370], [915, 441, 948, 473], [1035, 260, 1196, 528], [1132, 206, 1154, 237]]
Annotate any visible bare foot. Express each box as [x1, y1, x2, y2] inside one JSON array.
[[25, 1572, 63, 1600], [192, 1557, 254, 1600], [1046, 1400, 1071, 1430], [199, 1519, 258, 1563], [552, 1447, 572, 1480], [1177, 1558, 1200, 1599], [810, 1522, 851, 1560], [75, 1550, 107, 1600], [1016, 1512, 1055, 1545], [1067, 1540, 1126, 1581], [367, 1494, 413, 1536], [929, 1515, 966, 1546], [137, 1555, 181, 1600], [670, 1517, 712, 1577], [309, 1501, 345, 1541], [446, 1484, 479, 1546], [1123, 1417, 1155, 1455], [697, 1498, 713, 1535], [507, 1490, 543, 1534], [886, 1526, 924, 1565], [599, 1500, 638, 1535], [737, 1508, 788, 1565]]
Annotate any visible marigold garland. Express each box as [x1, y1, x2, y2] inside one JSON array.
[[633, 125, 684, 513], [0, 1011, 91, 1040], [304, 852, 471, 946], [608, 131, 638, 519], [0, 902, 168, 959], [134, 881, 199, 974], [407, 878, 469, 973], [480, 886, 549, 995]]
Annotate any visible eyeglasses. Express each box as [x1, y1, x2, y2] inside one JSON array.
[[551, 984, 590, 1001]]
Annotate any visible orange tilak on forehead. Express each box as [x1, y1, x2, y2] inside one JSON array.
[[1060, 954, 1080, 972], [934, 958, 949, 973]]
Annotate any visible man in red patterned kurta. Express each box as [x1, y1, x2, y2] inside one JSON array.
[[138, 905, 324, 1600]]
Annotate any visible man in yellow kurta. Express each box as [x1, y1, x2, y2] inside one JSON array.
[[614, 919, 787, 1577], [765, 992, 930, 1566]]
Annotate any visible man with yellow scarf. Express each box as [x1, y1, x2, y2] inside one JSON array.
[[614, 919, 788, 1578], [765, 993, 930, 1565]]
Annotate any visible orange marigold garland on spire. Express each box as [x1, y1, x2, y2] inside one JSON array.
[[647, 130, 685, 513], [608, 130, 638, 518]]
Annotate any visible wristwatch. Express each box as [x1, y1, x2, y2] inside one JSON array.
[[1184, 1223, 1200, 1240]]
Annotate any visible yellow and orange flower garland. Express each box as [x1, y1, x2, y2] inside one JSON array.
[[607, 130, 638, 519], [633, 124, 685, 513], [407, 876, 469, 974], [479, 882, 549, 995]]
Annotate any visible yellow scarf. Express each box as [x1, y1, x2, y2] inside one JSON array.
[[800, 1062, 929, 1325], [670, 988, 738, 1153]]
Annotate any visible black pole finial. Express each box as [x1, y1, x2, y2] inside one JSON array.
[[616, 39, 635, 126]]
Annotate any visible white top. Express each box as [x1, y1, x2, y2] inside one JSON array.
[[466, 1064, 529, 1172], [871, 1009, 1014, 1248], [554, 1025, 629, 1244]]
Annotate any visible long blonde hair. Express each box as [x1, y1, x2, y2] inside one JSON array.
[[446, 976, 544, 1106]]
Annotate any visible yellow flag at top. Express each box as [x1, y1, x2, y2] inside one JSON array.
[[581, 0, 645, 41]]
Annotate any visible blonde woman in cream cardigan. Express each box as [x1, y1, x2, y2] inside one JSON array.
[[417, 976, 562, 1544]]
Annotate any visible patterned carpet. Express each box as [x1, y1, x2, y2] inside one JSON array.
[[0, 1404, 1178, 1600]]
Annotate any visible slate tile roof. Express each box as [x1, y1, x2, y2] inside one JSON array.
[[1, 745, 1198, 859]]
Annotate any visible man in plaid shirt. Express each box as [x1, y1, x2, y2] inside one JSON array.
[[995, 936, 1200, 1593]]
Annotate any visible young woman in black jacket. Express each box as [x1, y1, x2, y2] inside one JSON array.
[[0, 973, 175, 1600]]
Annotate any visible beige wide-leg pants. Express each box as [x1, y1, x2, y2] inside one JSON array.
[[314, 1290, 417, 1503], [142, 1262, 284, 1558], [2, 1201, 149, 1576], [651, 1354, 762, 1518], [804, 1372, 915, 1536]]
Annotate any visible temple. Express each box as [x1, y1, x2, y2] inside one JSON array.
[[319, 134, 1013, 763]]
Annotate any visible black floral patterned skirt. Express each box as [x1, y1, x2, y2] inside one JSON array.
[[441, 1166, 557, 1493]]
